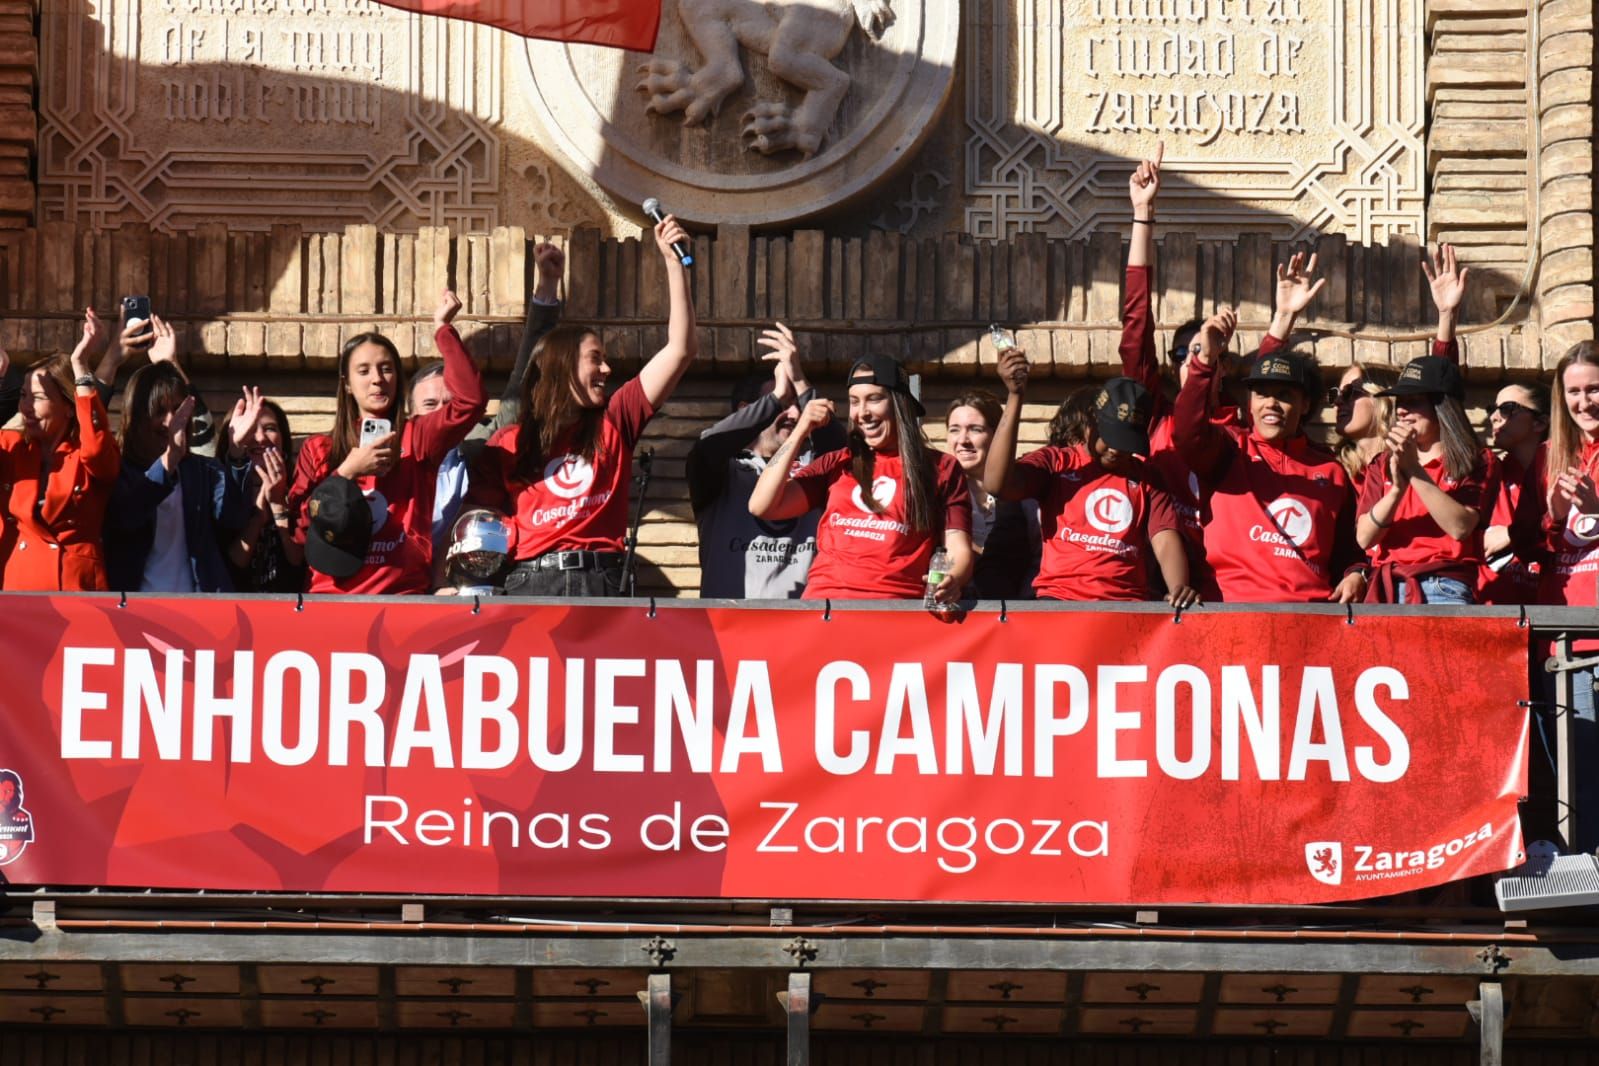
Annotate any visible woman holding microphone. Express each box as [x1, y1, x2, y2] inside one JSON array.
[[469, 214, 698, 596]]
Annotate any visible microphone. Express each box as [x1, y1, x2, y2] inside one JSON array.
[[642, 198, 694, 267]]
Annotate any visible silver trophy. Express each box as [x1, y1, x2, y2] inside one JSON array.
[[445, 508, 513, 595]]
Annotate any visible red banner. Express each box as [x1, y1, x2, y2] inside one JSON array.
[[0, 595, 1528, 904], [375, 0, 661, 51]]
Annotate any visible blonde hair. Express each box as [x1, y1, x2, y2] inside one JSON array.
[[1333, 361, 1401, 480], [1547, 341, 1599, 487]]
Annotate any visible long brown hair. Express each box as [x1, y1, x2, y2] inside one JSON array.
[[1431, 395, 1485, 484], [118, 363, 191, 469], [850, 389, 937, 533], [513, 325, 604, 483], [328, 332, 406, 471], [1547, 341, 1599, 487], [25, 353, 76, 425]]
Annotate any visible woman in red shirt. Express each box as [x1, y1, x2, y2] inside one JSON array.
[[0, 317, 120, 590], [1354, 356, 1487, 603], [1513, 342, 1599, 852], [749, 354, 973, 603], [1517, 343, 1599, 607], [469, 216, 697, 596], [1174, 256, 1368, 604], [287, 290, 486, 594], [1478, 382, 1547, 604], [983, 356, 1195, 606]]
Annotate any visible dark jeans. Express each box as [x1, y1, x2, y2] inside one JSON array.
[[503, 562, 623, 598]]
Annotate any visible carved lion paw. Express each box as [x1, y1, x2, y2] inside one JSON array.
[[741, 102, 822, 158], [636, 59, 698, 118], [851, 0, 896, 39]]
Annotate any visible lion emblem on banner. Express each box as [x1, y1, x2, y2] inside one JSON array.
[[637, 0, 896, 157]]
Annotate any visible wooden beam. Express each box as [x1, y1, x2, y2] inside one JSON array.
[[1476, 981, 1504, 1066], [778, 971, 811, 1066], [15, 929, 1599, 977], [637, 972, 672, 1066]]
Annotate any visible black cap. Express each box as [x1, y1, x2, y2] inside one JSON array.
[[304, 475, 371, 579], [1092, 377, 1154, 457], [847, 353, 924, 416], [1380, 356, 1465, 402], [1243, 350, 1320, 399]]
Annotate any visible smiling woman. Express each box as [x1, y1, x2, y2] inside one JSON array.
[[748, 353, 974, 604], [468, 215, 699, 597], [0, 311, 120, 591], [286, 289, 487, 596]]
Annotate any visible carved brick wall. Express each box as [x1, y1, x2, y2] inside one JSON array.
[[1534, 0, 1595, 355], [0, 0, 35, 227]]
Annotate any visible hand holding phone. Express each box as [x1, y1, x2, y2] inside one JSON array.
[[122, 295, 152, 328], [359, 417, 392, 448]]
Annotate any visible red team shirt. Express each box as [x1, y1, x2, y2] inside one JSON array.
[[289, 324, 486, 595], [1174, 356, 1361, 603], [1357, 452, 1490, 591], [1519, 439, 1599, 610], [1480, 444, 1544, 604], [1120, 264, 1239, 599], [1013, 444, 1178, 601], [794, 448, 972, 599], [471, 376, 655, 558]]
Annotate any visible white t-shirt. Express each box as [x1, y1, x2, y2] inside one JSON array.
[[139, 482, 198, 593]]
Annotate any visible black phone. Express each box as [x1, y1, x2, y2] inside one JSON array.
[[121, 294, 152, 326]]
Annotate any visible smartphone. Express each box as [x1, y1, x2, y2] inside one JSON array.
[[121, 294, 152, 326], [359, 417, 392, 447], [988, 324, 1017, 351]]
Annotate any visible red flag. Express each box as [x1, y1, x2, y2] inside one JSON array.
[[377, 0, 662, 51]]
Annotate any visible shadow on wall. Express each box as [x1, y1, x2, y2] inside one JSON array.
[[585, 0, 1529, 368], [9, 0, 1531, 383]]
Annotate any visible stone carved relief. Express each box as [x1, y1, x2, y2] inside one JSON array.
[[873, 168, 954, 233], [523, 0, 957, 225], [38, 0, 505, 232], [963, 0, 1425, 243], [636, 0, 897, 157]]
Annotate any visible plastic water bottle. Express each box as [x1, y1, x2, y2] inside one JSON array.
[[924, 547, 951, 610]]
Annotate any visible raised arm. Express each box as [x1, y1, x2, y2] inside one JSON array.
[[1268, 251, 1326, 343], [1122, 143, 1164, 402], [487, 241, 565, 435], [1171, 308, 1237, 480], [749, 398, 833, 521], [69, 330, 121, 482], [686, 323, 807, 513], [636, 215, 699, 409], [412, 290, 489, 463], [1423, 242, 1466, 360], [1127, 141, 1162, 270], [983, 347, 1035, 500]]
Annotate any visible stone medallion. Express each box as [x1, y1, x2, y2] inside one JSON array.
[[520, 0, 960, 226]]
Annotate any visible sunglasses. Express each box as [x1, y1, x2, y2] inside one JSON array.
[[1170, 342, 1204, 365], [1493, 400, 1536, 419], [1326, 379, 1369, 407]]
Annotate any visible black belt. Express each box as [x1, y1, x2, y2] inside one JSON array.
[[516, 550, 624, 573]]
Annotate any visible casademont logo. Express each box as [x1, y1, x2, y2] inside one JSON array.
[[544, 455, 596, 500], [1565, 511, 1599, 547], [1084, 488, 1134, 534], [1305, 841, 1342, 886], [851, 476, 897, 514]]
